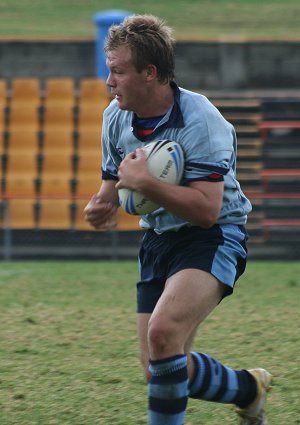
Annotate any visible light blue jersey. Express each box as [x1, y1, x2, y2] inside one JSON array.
[[101, 82, 252, 233]]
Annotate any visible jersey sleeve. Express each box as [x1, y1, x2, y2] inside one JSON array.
[[101, 109, 121, 181], [182, 103, 236, 184]]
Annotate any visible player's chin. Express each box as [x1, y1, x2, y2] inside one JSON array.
[[116, 98, 134, 111], [116, 100, 128, 110]]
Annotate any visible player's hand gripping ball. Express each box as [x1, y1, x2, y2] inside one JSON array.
[[118, 140, 184, 215]]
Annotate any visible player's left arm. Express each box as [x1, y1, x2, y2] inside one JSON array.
[[136, 178, 224, 228], [116, 148, 224, 228]]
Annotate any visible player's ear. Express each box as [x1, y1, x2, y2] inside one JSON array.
[[145, 64, 157, 81]]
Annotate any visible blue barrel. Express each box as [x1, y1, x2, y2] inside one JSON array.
[[93, 10, 133, 80]]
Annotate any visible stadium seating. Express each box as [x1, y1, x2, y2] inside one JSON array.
[[7, 199, 38, 229], [259, 98, 300, 243], [1, 77, 110, 236], [75, 151, 102, 176], [2, 151, 38, 196], [0, 105, 5, 139], [43, 104, 74, 132], [36, 199, 72, 229], [41, 129, 74, 155], [4, 175, 37, 198], [4, 151, 38, 177], [74, 150, 102, 197], [44, 78, 75, 107], [9, 105, 40, 132], [75, 176, 101, 198], [79, 78, 111, 106], [7, 129, 39, 154], [37, 151, 74, 197], [2, 76, 299, 259], [77, 130, 101, 153], [10, 78, 40, 107], [0, 79, 6, 104], [77, 103, 106, 132]]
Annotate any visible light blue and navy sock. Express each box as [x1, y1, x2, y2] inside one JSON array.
[[189, 352, 257, 408], [148, 354, 188, 425]]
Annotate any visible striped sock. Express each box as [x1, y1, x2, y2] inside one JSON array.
[[189, 352, 257, 407], [148, 354, 188, 425]]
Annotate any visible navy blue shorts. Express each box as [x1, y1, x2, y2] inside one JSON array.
[[137, 224, 248, 313]]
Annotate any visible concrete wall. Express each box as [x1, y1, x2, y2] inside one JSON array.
[[175, 41, 300, 90], [0, 39, 300, 90]]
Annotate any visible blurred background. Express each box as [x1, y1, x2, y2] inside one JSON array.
[[1, 0, 300, 260]]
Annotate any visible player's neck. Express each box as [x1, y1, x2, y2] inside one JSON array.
[[135, 83, 174, 118]]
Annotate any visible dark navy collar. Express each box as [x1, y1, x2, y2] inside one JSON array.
[[168, 81, 185, 128], [131, 81, 185, 142]]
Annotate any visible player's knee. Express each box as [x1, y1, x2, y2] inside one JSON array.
[[148, 319, 177, 355]]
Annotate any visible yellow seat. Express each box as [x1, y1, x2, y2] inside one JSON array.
[[41, 151, 74, 176], [0, 105, 6, 134], [42, 129, 74, 155], [8, 130, 39, 154], [8, 199, 37, 229], [43, 104, 74, 132], [77, 130, 101, 153], [3, 152, 38, 197], [0, 79, 7, 109], [45, 78, 75, 107], [75, 176, 101, 198], [39, 177, 72, 198], [4, 176, 37, 198], [77, 104, 106, 132], [38, 199, 71, 229], [38, 151, 74, 197], [10, 78, 40, 107], [5, 151, 38, 176], [9, 105, 40, 132], [79, 78, 110, 106], [76, 151, 102, 177], [0, 79, 6, 95]]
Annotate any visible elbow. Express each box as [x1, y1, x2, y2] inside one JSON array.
[[197, 218, 217, 229], [192, 211, 219, 229]]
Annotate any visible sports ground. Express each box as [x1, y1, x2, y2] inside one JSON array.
[[1, 261, 299, 424]]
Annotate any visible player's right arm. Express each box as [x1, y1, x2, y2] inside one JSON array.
[[84, 180, 119, 230]]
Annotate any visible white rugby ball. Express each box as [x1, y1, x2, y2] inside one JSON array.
[[118, 140, 184, 215]]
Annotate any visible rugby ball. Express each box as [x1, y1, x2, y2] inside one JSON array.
[[118, 140, 184, 215]]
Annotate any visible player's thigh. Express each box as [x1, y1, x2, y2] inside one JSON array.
[[149, 268, 225, 345]]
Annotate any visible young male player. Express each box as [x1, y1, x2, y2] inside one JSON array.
[[84, 14, 272, 425]]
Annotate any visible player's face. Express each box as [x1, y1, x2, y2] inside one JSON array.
[[106, 46, 149, 115]]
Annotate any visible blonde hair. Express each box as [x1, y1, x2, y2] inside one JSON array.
[[104, 14, 175, 84]]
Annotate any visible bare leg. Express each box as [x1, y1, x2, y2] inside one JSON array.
[[137, 268, 224, 381]]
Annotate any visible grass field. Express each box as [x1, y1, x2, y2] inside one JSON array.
[[0, 0, 300, 39], [0, 260, 299, 424]]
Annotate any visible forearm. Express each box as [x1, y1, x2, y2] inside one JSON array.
[[136, 176, 223, 228], [97, 180, 120, 206]]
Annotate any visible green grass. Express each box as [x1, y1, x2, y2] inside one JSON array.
[[0, 260, 299, 424], [0, 0, 300, 39]]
